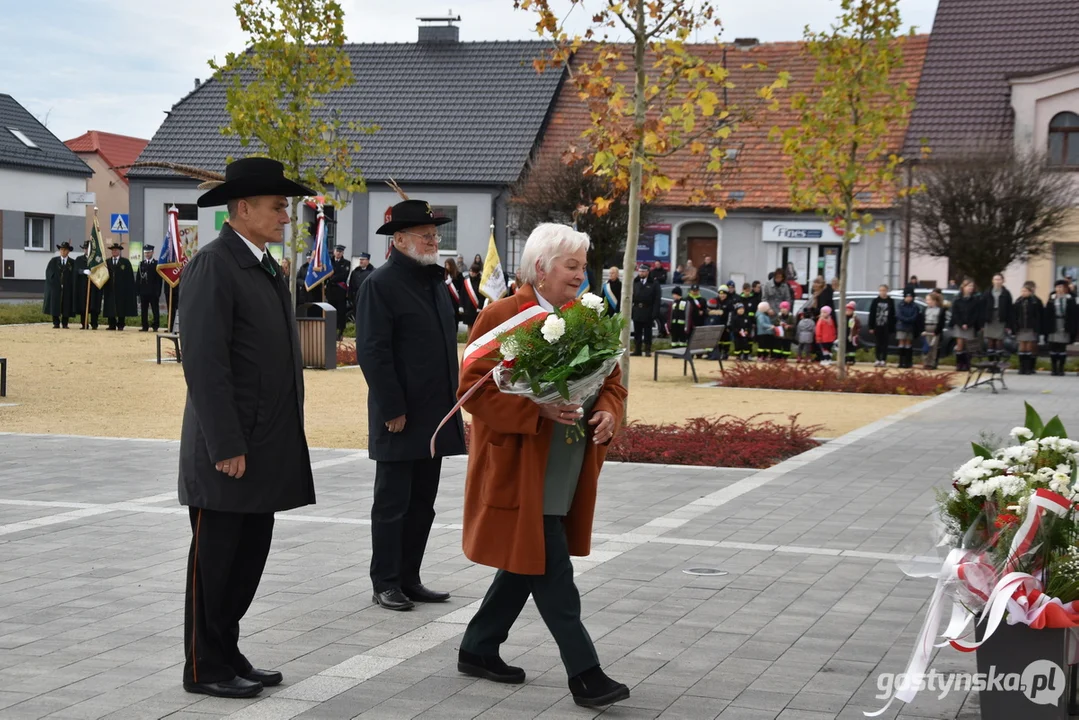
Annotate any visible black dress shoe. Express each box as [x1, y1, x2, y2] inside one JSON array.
[[458, 650, 525, 684], [183, 676, 263, 698], [402, 584, 450, 603], [140, 327, 149, 332], [372, 588, 414, 611], [241, 668, 283, 687], [569, 666, 630, 707]]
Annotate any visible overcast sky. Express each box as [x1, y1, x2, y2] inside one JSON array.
[[1, 0, 938, 143]]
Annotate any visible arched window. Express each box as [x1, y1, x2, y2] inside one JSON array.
[[1048, 111, 1079, 166]]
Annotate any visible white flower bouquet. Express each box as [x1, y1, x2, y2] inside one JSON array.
[[493, 293, 625, 440]]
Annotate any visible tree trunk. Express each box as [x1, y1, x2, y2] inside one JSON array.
[[835, 209, 854, 380], [617, 0, 649, 398], [289, 196, 300, 307]]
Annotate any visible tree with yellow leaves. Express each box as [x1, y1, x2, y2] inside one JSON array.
[[516, 0, 788, 383], [775, 0, 919, 379]]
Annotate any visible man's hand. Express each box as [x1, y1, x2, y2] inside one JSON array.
[[386, 415, 407, 433], [538, 403, 582, 426], [215, 455, 247, 478], [589, 411, 616, 444]]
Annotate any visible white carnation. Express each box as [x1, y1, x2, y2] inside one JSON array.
[[501, 337, 519, 361], [541, 315, 566, 344], [1011, 427, 1034, 440], [580, 292, 605, 314]]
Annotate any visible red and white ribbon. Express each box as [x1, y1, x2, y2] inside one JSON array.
[[445, 276, 460, 304], [465, 278, 482, 310], [429, 303, 550, 457]]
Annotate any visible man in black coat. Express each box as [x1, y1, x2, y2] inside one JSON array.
[[602, 266, 621, 317], [631, 263, 662, 356], [697, 255, 717, 287], [348, 252, 375, 315], [356, 198, 466, 612], [73, 240, 102, 329], [177, 157, 317, 699], [327, 244, 351, 340], [44, 241, 76, 328], [102, 243, 137, 330], [136, 245, 163, 332]]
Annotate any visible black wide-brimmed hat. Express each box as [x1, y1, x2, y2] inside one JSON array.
[[376, 199, 452, 235], [108, 243, 124, 250], [57, 241, 73, 251], [80, 240, 90, 249], [196, 157, 316, 208]]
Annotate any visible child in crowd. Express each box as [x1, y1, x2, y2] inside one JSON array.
[[755, 302, 775, 361], [816, 305, 837, 364], [921, 291, 945, 370], [668, 286, 689, 347], [1011, 282, 1043, 374], [776, 301, 795, 360], [730, 302, 754, 361], [796, 310, 817, 363], [844, 301, 861, 365], [868, 284, 896, 367], [895, 291, 922, 368]]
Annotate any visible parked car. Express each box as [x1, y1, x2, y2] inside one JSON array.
[[840, 291, 957, 355]]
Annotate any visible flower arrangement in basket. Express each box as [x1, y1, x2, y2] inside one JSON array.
[[870, 403, 1079, 716], [494, 293, 625, 441]]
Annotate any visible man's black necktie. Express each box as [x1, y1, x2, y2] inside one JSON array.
[[260, 253, 276, 277]]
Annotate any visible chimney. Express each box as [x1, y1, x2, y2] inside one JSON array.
[[733, 38, 759, 50], [194, 78, 201, 90], [418, 13, 461, 43]]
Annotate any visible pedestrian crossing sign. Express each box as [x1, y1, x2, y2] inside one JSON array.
[[110, 214, 129, 234]]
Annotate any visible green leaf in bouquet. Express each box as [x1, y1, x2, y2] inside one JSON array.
[[556, 378, 570, 401], [971, 443, 993, 460], [570, 344, 591, 367], [1041, 415, 1068, 440], [1025, 402, 1045, 437], [528, 374, 542, 396]]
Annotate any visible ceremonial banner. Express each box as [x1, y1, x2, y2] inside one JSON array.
[[156, 205, 187, 288], [87, 216, 109, 290], [479, 230, 507, 301], [305, 206, 333, 291]]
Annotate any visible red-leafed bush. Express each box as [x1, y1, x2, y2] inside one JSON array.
[[336, 342, 358, 366], [607, 414, 821, 468], [715, 362, 952, 396]]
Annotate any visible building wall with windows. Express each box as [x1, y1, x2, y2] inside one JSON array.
[[0, 166, 88, 291]]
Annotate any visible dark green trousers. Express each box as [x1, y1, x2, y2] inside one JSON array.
[[461, 515, 599, 677]]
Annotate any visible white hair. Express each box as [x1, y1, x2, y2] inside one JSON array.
[[518, 223, 591, 286]]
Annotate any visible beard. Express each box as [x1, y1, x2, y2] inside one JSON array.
[[398, 243, 440, 266]]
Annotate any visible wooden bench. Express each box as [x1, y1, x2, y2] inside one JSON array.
[[962, 352, 1008, 394], [0, 357, 6, 397], [653, 324, 725, 383]]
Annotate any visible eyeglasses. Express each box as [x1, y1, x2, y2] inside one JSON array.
[[403, 231, 441, 243]]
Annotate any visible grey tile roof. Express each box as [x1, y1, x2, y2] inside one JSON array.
[[128, 41, 565, 185], [0, 94, 93, 177], [903, 0, 1079, 157]]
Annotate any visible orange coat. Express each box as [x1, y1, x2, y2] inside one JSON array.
[[459, 284, 628, 575]]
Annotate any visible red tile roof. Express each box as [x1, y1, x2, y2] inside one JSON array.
[[534, 35, 929, 211], [63, 131, 149, 183]]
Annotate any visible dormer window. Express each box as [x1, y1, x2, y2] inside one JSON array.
[[1048, 111, 1079, 167], [7, 127, 38, 148]]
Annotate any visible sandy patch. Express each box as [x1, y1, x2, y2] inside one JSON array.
[[0, 325, 941, 445]]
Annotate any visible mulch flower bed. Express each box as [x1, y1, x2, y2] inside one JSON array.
[[714, 362, 952, 396]]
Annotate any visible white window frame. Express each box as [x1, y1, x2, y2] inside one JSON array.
[[8, 127, 38, 149], [25, 215, 52, 251], [432, 205, 459, 254]]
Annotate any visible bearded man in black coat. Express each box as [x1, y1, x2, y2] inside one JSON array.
[[177, 158, 317, 700], [356, 198, 466, 612]]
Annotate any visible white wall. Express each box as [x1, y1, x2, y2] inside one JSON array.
[[366, 189, 494, 264], [0, 167, 88, 280]]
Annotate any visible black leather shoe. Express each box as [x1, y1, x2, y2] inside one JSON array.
[[373, 589, 414, 611], [402, 584, 450, 603], [241, 668, 283, 687], [183, 676, 263, 698], [569, 666, 630, 707], [458, 650, 525, 684]]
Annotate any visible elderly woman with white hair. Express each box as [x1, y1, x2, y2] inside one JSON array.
[[455, 223, 630, 708]]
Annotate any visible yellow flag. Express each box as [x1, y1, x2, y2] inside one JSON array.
[[478, 229, 507, 301]]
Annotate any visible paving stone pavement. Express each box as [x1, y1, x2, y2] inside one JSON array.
[[1, 374, 1078, 719]]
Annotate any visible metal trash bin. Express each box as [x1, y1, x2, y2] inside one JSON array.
[[296, 302, 337, 370]]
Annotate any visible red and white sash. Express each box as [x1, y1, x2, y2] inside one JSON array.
[[430, 302, 549, 456], [445, 276, 460, 304], [464, 279, 482, 310]]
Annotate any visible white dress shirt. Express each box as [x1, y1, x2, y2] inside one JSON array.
[[232, 229, 267, 263]]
